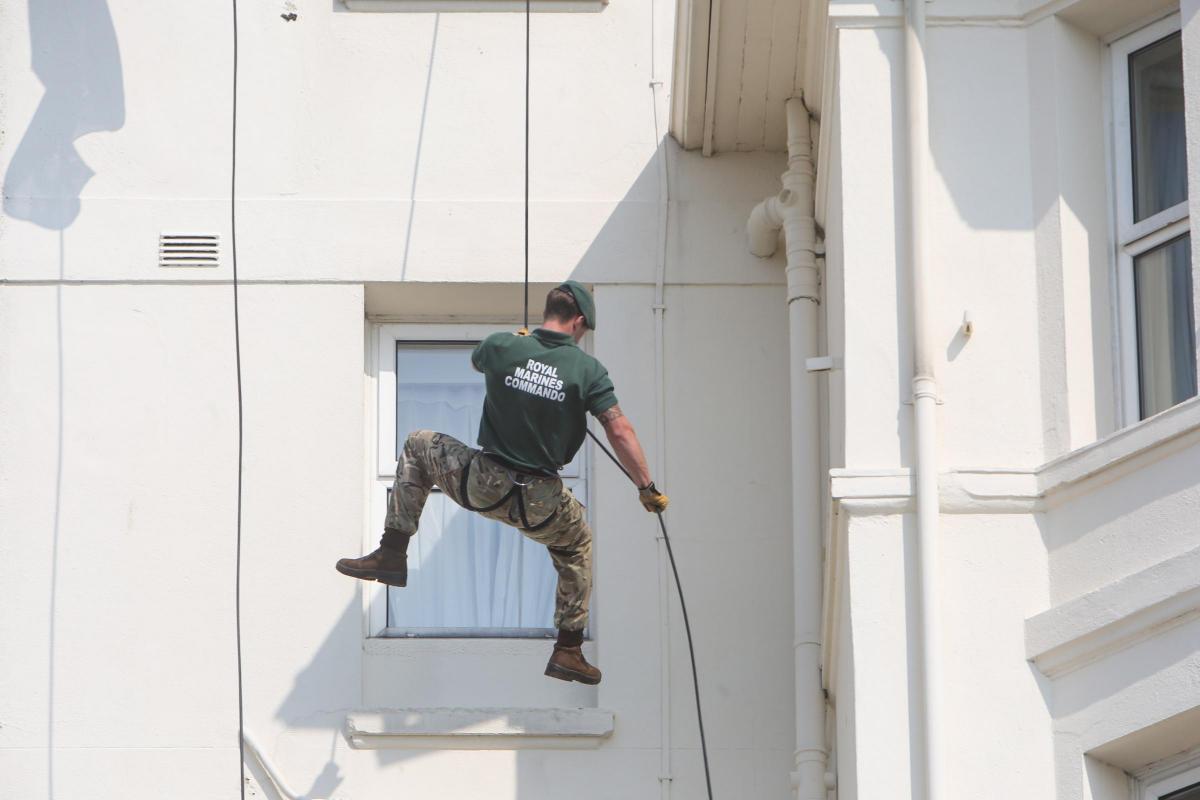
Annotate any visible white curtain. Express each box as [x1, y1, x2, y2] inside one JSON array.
[[387, 347, 557, 632], [1135, 235, 1196, 418]]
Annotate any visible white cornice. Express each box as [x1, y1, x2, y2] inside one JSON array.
[[1025, 546, 1200, 678], [822, 398, 1200, 685]]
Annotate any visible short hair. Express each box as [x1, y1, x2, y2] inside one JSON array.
[[543, 287, 581, 323]]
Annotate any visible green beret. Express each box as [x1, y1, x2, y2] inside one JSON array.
[[559, 280, 596, 330]]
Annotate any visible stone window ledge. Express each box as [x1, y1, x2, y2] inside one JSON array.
[[345, 708, 614, 750]]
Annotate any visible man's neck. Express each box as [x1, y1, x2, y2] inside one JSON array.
[[539, 320, 573, 336]]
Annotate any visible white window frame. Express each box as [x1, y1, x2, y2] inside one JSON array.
[[342, 0, 605, 12], [366, 322, 590, 638], [1137, 760, 1200, 800], [1109, 13, 1192, 425]]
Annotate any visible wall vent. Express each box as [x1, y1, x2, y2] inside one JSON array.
[[159, 233, 219, 268]]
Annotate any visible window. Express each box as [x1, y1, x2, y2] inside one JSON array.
[[368, 324, 588, 638], [1112, 15, 1195, 421], [1142, 763, 1200, 800]]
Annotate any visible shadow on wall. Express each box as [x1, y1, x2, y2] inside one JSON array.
[[270, 596, 362, 800], [4, 2, 126, 798], [3, 0, 125, 230], [272, 136, 794, 797]]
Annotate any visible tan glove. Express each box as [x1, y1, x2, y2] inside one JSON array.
[[516, 327, 530, 336], [638, 482, 669, 513]]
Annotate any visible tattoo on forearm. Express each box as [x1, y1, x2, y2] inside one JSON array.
[[597, 405, 625, 425]]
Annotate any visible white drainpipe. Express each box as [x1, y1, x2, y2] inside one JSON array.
[[746, 97, 826, 800], [904, 0, 945, 798]]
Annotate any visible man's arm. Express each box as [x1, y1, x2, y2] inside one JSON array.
[[596, 405, 652, 488]]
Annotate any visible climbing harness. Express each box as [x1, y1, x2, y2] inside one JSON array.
[[459, 451, 561, 533]]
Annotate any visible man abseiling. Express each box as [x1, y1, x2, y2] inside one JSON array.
[[336, 281, 668, 684]]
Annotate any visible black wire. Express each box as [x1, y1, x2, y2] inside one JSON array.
[[522, 0, 530, 331], [229, 0, 247, 796], [584, 429, 714, 800]]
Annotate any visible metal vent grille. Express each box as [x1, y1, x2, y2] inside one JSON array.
[[159, 233, 219, 268]]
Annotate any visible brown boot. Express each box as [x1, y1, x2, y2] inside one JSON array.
[[336, 534, 409, 587], [544, 629, 601, 685]]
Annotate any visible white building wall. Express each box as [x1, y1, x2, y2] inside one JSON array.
[[1, 1, 799, 798], [0, 284, 244, 798], [832, 15, 1118, 471], [822, 1, 1200, 799]]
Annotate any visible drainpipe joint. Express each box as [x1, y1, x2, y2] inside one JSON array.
[[790, 746, 831, 800]]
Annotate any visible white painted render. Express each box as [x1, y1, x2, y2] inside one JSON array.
[[0, 0, 795, 797], [818, 1, 1200, 799], [4, 0, 1200, 798]]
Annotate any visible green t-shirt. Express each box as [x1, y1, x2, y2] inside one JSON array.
[[471, 328, 619, 473]]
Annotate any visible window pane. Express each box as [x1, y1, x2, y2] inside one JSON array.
[[1163, 783, 1200, 800], [395, 345, 485, 457], [1130, 32, 1186, 221], [1135, 235, 1196, 418], [389, 344, 556, 633]]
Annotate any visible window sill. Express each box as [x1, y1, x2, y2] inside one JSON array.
[[364, 636, 584, 655], [1038, 395, 1200, 500], [829, 396, 1200, 513], [362, 637, 598, 708], [342, 0, 606, 12], [345, 708, 614, 750]]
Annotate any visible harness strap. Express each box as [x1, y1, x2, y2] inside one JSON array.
[[515, 489, 560, 532], [459, 453, 518, 513], [459, 451, 561, 532]]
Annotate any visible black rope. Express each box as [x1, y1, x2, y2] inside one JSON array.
[[584, 428, 714, 800], [522, 0, 530, 331], [229, 0, 247, 796]]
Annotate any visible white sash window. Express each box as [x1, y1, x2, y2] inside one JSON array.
[[1112, 15, 1195, 422], [1141, 763, 1200, 800], [367, 324, 587, 638]]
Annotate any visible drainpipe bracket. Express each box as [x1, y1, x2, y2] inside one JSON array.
[[805, 356, 840, 373], [901, 395, 945, 406]]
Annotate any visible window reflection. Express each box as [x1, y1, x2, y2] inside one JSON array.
[[1130, 32, 1186, 222]]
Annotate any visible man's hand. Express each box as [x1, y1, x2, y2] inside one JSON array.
[[638, 482, 669, 513]]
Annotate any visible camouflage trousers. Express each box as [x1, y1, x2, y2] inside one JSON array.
[[385, 430, 592, 632]]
